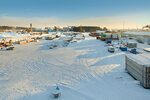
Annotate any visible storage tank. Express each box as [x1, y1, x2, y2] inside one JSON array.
[[101, 34, 106, 38]]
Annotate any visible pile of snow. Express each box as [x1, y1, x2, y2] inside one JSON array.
[[59, 36, 73, 41], [0, 32, 31, 42], [49, 36, 73, 48], [56, 32, 62, 37], [71, 34, 85, 43], [74, 34, 85, 40], [0, 32, 53, 42], [143, 48, 150, 52], [50, 40, 69, 48]]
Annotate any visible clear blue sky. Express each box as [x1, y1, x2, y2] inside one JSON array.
[[0, 0, 150, 29]]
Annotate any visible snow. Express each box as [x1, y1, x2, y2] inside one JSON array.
[[124, 31, 150, 36], [96, 30, 105, 33], [127, 53, 150, 66], [0, 32, 31, 42], [0, 32, 53, 42], [144, 48, 150, 52], [0, 33, 150, 100]]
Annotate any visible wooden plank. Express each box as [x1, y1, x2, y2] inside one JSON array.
[[26, 39, 35, 43], [18, 41, 27, 44]]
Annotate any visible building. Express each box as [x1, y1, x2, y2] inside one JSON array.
[[72, 26, 101, 32]]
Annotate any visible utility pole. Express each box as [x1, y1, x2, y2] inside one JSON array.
[[30, 23, 32, 34]]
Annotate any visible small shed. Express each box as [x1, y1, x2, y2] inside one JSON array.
[[127, 42, 137, 48], [126, 54, 150, 88]]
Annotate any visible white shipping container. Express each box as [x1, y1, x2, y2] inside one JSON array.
[[112, 34, 118, 38], [105, 33, 112, 38]]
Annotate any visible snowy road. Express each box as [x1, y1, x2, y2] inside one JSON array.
[[0, 34, 150, 100]]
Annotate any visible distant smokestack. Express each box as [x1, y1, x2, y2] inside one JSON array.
[[30, 23, 32, 32]]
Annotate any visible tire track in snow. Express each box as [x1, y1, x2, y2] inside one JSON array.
[[87, 52, 125, 67]]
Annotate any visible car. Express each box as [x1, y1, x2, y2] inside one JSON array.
[[6, 46, 15, 50], [108, 46, 115, 53], [96, 36, 101, 39]]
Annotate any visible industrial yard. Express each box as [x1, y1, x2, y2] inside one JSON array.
[[0, 31, 150, 100], [1, 0, 150, 99]]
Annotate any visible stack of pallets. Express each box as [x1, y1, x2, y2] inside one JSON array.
[[126, 54, 150, 88]]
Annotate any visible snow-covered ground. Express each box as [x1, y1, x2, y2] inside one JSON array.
[[0, 33, 150, 100], [0, 32, 31, 42], [0, 32, 53, 42], [124, 31, 150, 36]]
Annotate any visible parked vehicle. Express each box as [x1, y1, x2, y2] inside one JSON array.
[[99, 33, 121, 41], [96, 36, 101, 39], [130, 48, 138, 54], [108, 46, 115, 53], [120, 46, 127, 51], [89, 32, 97, 37], [105, 40, 112, 44], [6, 46, 15, 50]]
